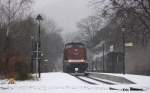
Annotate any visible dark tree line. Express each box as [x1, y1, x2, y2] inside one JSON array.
[[0, 16, 36, 79], [0, 0, 34, 79], [0, 0, 64, 79], [0, 16, 64, 79]]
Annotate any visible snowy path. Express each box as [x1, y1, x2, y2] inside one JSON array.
[[0, 72, 150, 93]]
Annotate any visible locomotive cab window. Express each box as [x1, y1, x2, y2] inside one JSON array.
[[65, 43, 85, 48]]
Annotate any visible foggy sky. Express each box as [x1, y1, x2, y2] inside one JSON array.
[[33, 0, 93, 34]]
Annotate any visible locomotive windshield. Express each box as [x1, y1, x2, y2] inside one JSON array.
[[65, 43, 85, 48]]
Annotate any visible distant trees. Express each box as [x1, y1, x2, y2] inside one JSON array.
[[76, 16, 103, 48], [41, 32, 64, 72], [41, 18, 64, 72]]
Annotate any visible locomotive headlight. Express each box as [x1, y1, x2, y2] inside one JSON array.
[[80, 59, 85, 62], [68, 60, 72, 62], [68, 59, 85, 62]]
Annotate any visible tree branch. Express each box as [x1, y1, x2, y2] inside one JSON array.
[[133, 11, 150, 32], [139, 0, 150, 18]]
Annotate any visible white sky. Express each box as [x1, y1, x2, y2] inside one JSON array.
[[32, 0, 93, 34]]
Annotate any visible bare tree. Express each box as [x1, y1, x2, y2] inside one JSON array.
[[0, 0, 32, 23], [0, 0, 32, 52], [91, 0, 150, 32], [76, 16, 103, 47]]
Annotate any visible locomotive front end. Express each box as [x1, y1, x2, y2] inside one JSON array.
[[63, 42, 88, 73]]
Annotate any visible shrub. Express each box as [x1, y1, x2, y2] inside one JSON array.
[[15, 61, 32, 80]]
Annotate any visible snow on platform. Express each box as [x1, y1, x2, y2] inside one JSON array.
[[100, 73, 150, 85], [0, 72, 150, 93], [96, 73, 150, 91]]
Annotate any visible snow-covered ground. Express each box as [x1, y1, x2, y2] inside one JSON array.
[[101, 73, 150, 91], [0, 72, 150, 93], [108, 73, 150, 86]]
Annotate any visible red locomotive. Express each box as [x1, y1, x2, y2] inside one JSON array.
[[63, 42, 88, 73]]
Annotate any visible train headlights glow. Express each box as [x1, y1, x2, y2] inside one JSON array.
[[68, 59, 85, 62]]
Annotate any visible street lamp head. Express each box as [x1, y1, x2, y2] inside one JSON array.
[[36, 14, 43, 21]]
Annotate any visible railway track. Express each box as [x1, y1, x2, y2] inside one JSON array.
[[70, 73, 115, 85], [86, 76, 115, 85], [75, 76, 97, 85]]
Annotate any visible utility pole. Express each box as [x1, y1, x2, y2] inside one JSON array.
[[122, 28, 125, 74]]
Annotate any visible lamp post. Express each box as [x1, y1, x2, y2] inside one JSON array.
[[36, 14, 43, 78], [120, 11, 128, 74], [121, 28, 125, 74], [31, 36, 34, 74], [102, 43, 105, 72]]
